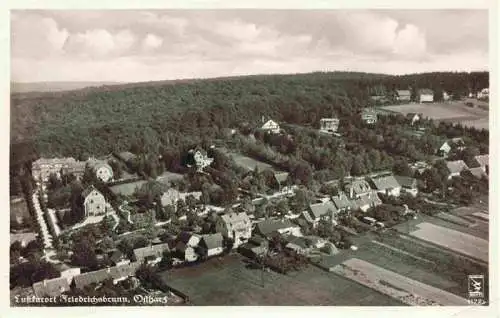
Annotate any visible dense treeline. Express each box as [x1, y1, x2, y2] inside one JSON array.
[[11, 71, 488, 159]]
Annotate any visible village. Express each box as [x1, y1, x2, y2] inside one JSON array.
[[9, 84, 489, 306]]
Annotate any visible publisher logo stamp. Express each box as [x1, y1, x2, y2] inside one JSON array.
[[468, 274, 484, 298]]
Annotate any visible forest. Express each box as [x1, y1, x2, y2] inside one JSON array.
[[10, 71, 488, 161]]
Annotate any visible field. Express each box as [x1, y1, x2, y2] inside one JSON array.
[[381, 101, 489, 129], [221, 149, 276, 172], [332, 258, 469, 306], [410, 222, 488, 262], [159, 254, 403, 306]]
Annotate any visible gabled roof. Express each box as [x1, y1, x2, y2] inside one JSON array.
[[82, 186, 103, 198], [469, 167, 487, 179], [200, 233, 224, 250], [73, 262, 141, 290], [394, 175, 417, 188], [350, 191, 381, 210], [308, 201, 337, 219], [419, 89, 434, 95], [345, 179, 372, 195], [262, 119, 279, 129], [474, 155, 489, 167], [33, 277, 70, 297], [331, 192, 352, 210], [274, 171, 289, 184], [446, 160, 469, 174], [369, 175, 401, 191], [133, 243, 170, 261], [255, 219, 297, 236], [220, 212, 251, 230]]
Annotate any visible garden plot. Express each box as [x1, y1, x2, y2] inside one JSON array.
[[435, 212, 475, 227], [410, 222, 488, 262], [332, 258, 469, 306]]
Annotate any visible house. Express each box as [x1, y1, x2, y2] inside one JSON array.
[[396, 90, 411, 102], [331, 192, 352, 213], [468, 167, 487, 179], [394, 176, 419, 197], [238, 236, 269, 259], [368, 174, 401, 197], [350, 191, 382, 212], [361, 108, 378, 124], [175, 232, 201, 262], [284, 236, 312, 255], [54, 263, 81, 283], [406, 113, 423, 126], [344, 179, 373, 200], [260, 118, 280, 134], [33, 277, 71, 297], [160, 188, 202, 207], [187, 148, 214, 172], [133, 243, 170, 265], [409, 161, 431, 175], [474, 155, 489, 173], [215, 212, 252, 249], [304, 200, 338, 227], [419, 89, 434, 103], [438, 138, 466, 157], [319, 118, 340, 134], [10, 232, 37, 247], [73, 262, 142, 291], [109, 250, 130, 266], [32, 157, 85, 182], [446, 160, 469, 179], [87, 158, 114, 182], [82, 186, 107, 217], [477, 88, 489, 99], [198, 233, 224, 258], [443, 91, 451, 101], [254, 219, 302, 238], [273, 171, 290, 190]]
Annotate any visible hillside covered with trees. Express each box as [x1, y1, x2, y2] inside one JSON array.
[[11, 71, 488, 160]]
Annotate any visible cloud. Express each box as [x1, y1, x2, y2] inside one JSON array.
[[11, 13, 69, 58], [142, 33, 163, 51], [10, 10, 488, 82], [63, 29, 136, 58], [393, 24, 427, 58]]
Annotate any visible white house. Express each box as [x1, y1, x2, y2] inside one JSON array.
[[215, 212, 252, 249], [319, 118, 340, 133], [87, 158, 114, 182], [304, 201, 338, 228], [176, 232, 201, 262], [474, 154, 489, 173], [82, 186, 107, 217], [446, 160, 469, 179], [395, 176, 419, 197], [419, 89, 434, 103], [477, 88, 489, 99], [261, 119, 280, 134], [396, 90, 411, 102], [198, 233, 224, 258], [368, 174, 401, 197]]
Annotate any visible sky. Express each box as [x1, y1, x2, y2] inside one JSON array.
[[10, 10, 489, 83]]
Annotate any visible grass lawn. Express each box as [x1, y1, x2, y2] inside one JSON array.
[[159, 254, 403, 306]]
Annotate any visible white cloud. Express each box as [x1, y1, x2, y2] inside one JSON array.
[[11, 14, 69, 58], [393, 24, 427, 58], [142, 33, 163, 51], [63, 29, 136, 58]]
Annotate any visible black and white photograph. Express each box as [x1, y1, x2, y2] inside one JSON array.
[[6, 3, 495, 312]]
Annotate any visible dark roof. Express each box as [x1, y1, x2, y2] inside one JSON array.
[[331, 193, 351, 210], [133, 243, 170, 261], [255, 219, 297, 236], [82, 186, 102, 198], [116, 151, 137, 162], [33, 277, 70, 297], [285, 236, 310, 249], [308, 201, 337, 219], [394, 175, 417, 188], [419, 89, 434, 95], [369, 175, 401, 191], [200, 233, 224, 250], [73, 262, 141, 290]]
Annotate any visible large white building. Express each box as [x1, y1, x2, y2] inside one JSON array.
[[261, 119, 280, 134], [215, 212, 252, 248]]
